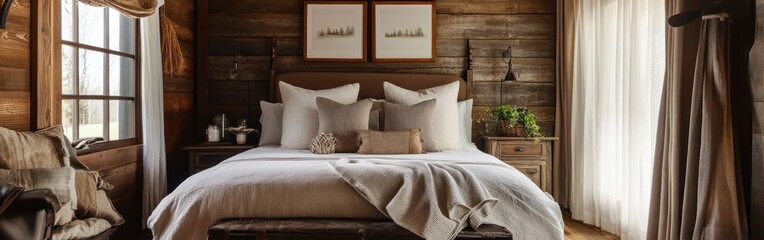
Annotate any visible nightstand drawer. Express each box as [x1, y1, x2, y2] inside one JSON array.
[[497, 141, 544, 159], [505, 162, 545, 189], [195, 153, 234, 168], [184, 144, 255, 175]]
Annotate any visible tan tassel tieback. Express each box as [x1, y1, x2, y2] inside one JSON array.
[[159, 11, 184, 77]]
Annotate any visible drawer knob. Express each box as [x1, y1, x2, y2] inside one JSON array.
[[514, 146, 526, 152], [524, 169, 538, 175]]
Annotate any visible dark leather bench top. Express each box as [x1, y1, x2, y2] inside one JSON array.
[[209, 218, 512, 240]]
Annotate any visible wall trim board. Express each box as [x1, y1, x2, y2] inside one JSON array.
[[30, 0, 60, 130]]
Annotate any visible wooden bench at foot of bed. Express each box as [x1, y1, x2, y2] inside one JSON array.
[[208, 218, 512, 240]]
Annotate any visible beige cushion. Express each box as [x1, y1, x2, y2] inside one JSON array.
[[357, 129, 424, 154], [382, 100, 438, 151], [457, 99, 474, 146], [0, 167, 76, 206], [317, 97, 373, 153], [369, 99, 385, 131], [384, 81, 461, 151], [0, 125, 70, 169], [52, 218, 111, 240], [55, 202, 75, 226], [74, 171, 100, 219], [258, 101, 284, 146], [91, 190, 124, 226], [280, 82, 360, 149]]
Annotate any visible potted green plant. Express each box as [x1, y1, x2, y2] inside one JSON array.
[[477, 105, 543, 140]]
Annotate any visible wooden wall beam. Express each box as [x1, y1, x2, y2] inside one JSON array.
[[30, 0, 60, 130]]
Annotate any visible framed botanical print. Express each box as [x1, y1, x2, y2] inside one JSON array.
[[372, 2, 436, 62], [304, 1, 367, 62]]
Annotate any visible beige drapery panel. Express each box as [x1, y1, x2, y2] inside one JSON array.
[[647, 1, 749, 239], [554, 0, 576, 209], [80, 0, 157, 18]]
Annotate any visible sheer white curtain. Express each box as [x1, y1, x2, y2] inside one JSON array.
[[140, 0, 167, 227], [570, 0, 665, 239]]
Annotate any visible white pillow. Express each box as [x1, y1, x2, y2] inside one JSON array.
[[458, 99, 474, 147], [258, 101, 283, 146], [279, 82, 360, 149], [383, 81, 461, 151]]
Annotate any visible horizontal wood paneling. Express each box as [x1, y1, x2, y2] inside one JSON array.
[[78, 145, 142, 237], [204, 0, 557, 142], [0, 0, 31, 131], [0, 91, 31, 131], [162, 0, 196, 192]]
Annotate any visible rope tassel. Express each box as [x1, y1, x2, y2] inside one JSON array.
[[160, 12, 184, 77]]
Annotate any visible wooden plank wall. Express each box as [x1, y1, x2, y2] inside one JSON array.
[[0, 0, 31, 131], [204, 0, 557, 141], [162, 0, 196, 189], [79, 145, 143, 238]]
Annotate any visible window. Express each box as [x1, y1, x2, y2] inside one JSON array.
[[60, 0, 140, 146]]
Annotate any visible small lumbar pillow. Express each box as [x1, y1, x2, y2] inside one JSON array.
[[316, 97, 373, 153], [258, 101, 284, 146], [280, 82, 360, 149], [382, 99, 437, 151], [357, 129, 424, 154], [384, 81, 461, 151], [311, 133, 338, 154]]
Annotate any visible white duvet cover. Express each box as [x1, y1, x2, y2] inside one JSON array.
[[148, 145, 564, 240]]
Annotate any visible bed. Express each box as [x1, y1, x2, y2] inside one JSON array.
[[148, 72, 564, 240]]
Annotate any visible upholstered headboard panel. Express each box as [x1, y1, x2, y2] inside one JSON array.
[[273, 72, 470, 102]]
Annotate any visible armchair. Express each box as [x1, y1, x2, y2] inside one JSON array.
[[0, 181, 61, 240]]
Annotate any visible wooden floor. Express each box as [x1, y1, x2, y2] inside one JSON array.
[[140, 211, 618, 239], [564, 211, 619, 240]]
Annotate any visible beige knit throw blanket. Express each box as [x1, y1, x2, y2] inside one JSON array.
[[328, 158, 498, 240]]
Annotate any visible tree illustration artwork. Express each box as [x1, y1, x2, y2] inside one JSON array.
[[384, 27, 425, 38], [318, 26, 355, 37]]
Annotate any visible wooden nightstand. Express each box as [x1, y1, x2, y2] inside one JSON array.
[[183, 144, 255, 175], [482, 136, 557, 193]]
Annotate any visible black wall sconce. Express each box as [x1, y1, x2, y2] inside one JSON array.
[[0, 0, 12, 29]]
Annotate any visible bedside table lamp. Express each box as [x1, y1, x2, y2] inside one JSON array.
[[496, 46, 517, 134]]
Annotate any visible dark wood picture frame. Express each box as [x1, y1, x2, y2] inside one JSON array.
[[371, 1, 436, 63], [303, 1, 368, 62]]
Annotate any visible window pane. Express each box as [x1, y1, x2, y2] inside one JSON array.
[[62, 45, 75, 95], [78, 3, 105, 48], [79, 100, 104, 139], [62, 100, 75, 140], [109, 100, 135, 140], [108, 9, 135, 54], [61, 0, 74, 41], [109, 55, 135, 97], [79, 49, 105, 95]]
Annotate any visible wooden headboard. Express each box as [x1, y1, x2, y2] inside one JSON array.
[[272, 72, 472, 102]]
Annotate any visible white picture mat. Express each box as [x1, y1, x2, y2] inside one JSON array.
[[374, 4, 433, 59], [306, 4, 365, 59]]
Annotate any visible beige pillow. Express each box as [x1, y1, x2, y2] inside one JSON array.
[[74, 170, 99, 219], [53, 218, 112, 240], [384, 81, 461, 151], [0, 125, 70, 169], [383, 100, 438, 151], [357, 129, 424, 154], [56, 202, 75, 226], [0, 167, 76, 206], [258, 101, 284, 146], [317, 97, 373, 153], [91, 190, 124, 226], [280, 82, 360, 149]]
